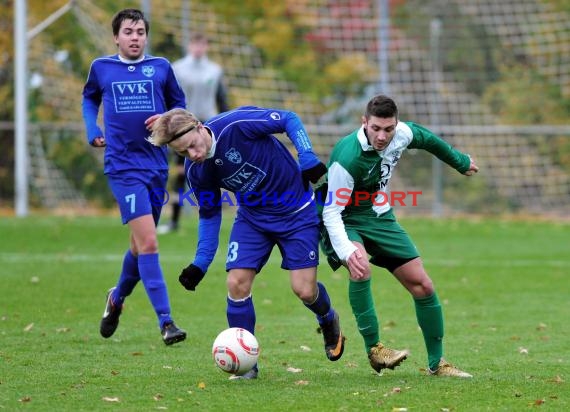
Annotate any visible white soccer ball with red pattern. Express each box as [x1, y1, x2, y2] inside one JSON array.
[[212, 327, 260, 375]]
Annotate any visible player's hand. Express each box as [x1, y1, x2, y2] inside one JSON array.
[[302, 162, 327, 184], [346, 249, 370, 280], [145, 114, 162, 131], [179, 263, 205, 291], [464, 155, 479, 176], [302, 162, 327, 190], [91, 136, 106, 147]]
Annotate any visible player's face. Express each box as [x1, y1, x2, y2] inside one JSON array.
[[362, 115, 397, 151], [114, 19, 147, 60], [169, 125, 213, 163], [188, 39, 208, 59]]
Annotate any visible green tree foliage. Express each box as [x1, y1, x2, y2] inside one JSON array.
[[483, 65, 569, 124]]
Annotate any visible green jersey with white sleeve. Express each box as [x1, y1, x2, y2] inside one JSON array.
[[321, 121, 471, 262]]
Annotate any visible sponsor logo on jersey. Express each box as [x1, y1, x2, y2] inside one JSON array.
[[112, 80, 155, 112], [270, 112, 281, 120], [222, 162, 266, 192]]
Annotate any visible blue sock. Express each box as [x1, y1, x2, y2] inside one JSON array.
[[114, 250, 140, 304], [304, 282, 335, 325], [138, 253, 172, 329], [227, 295, 256, 335]]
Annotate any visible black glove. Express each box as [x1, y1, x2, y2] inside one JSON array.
[[302, 162, 327, 190], [179, 263, 205, 291]]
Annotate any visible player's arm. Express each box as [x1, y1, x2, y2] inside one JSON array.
[[406, 122, 477, 175], [81, 64, 104, 146], [215, 75, 230, 113], [323, 163, 369, 278], [178, 183, 222, 291], [164, 63, 187, 111], [322, 163, 358, 257], [282, 111, 327, 184]]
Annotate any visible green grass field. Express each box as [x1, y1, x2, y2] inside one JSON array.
[[1, 214, 568, 411]]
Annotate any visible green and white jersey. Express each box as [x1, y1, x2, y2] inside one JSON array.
[[321, 121, 470, 261]]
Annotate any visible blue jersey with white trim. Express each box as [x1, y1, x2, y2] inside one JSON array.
[[82, 54, 186, 174], [185, 106, 320, 219]]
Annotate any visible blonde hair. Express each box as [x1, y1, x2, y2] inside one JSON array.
[[148, 108, 200, 146]]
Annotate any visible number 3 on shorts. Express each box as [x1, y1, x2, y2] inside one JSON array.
[[227, 241, 238, 263]]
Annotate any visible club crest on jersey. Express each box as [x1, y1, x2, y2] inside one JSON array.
[[392, 151, 401, 164], [225, 147, 242, 164], [270, 112, 281, 120], [142, 66, 155, 77]]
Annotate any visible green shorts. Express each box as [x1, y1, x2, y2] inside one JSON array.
[[319, 208, 419, 272]]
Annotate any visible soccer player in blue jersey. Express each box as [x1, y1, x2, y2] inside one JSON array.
[[148, 107, 346, 379], [82, 8, 187, 345]]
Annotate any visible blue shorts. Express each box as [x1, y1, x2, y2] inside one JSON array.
[[226, 204, 320, 272], [107, 170, 168, 225]]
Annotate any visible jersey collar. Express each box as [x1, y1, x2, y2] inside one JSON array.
[[357, 126, 380, 153]]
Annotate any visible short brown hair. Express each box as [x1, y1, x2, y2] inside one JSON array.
[[365, 94, 398, 119]]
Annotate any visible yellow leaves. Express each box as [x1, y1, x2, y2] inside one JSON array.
[[324, 53, 376, 85], [198, 382, 206, 389], [102, 396, 120, 402]]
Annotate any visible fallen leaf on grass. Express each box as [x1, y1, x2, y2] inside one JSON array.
[[536, 323, 547, 331], [23, 323, 34, 332], [56, 327, 70, 333], [299, 345, 311, 352], [539, 335, 550, 341], [131, 352, 144, 356], [295, 380, 309, 385], [533, 399, 545, 406], [198, 382, 206, 389], [518, 347, 529, 354], [548, 375, 564, 383], [19, 396, 31, 403], [287, 367, 302, 373], [153, 393, 163, 401], [391, 408, 407, 411], [102, 397, 120, 402]]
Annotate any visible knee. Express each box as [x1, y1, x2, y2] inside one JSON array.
[[413, 277, 435, 298], [293, 284, 316, 303], [226, 275, 251, 299], [137, 234, 158, 254]]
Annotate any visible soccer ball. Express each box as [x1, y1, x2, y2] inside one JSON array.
[[212, 327, 260, 375]]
